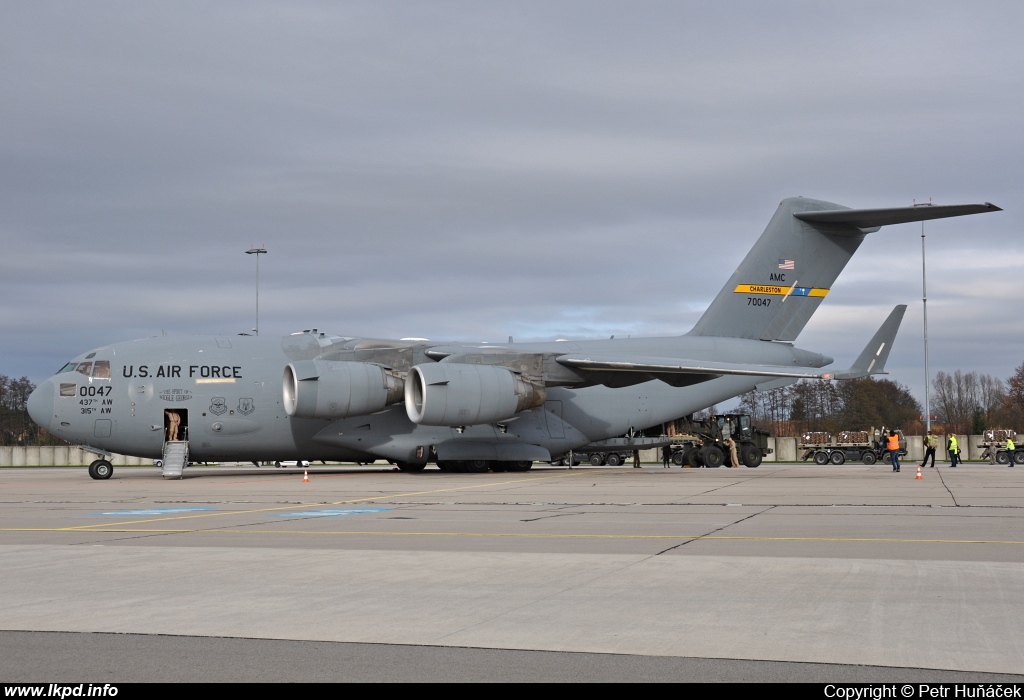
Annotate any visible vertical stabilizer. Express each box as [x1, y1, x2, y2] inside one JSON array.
[[688, 197, 1000, 341], [688, 197, 864, 341]]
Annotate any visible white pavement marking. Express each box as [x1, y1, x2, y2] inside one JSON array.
[[0, 545, 1021, 674]]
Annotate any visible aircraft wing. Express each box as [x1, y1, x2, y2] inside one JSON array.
[[556, 353, 832, 388]]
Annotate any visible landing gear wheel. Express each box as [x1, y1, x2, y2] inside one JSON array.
[[829, 451, 846, 465], [589, 454, 604, 466], [396, 462, 427, 473], [813, 451, 830, 465], [686, 448, 702, 469], [465, 460, 491, 473], [275, 460, 283, 468], [606, 453, 623, 467], [701, 445, 724, 468], [507, 461, 533, 472], [672, 451, 685, 466], [741, 445, 762, 468], [88, 459, 113, 480], [862, 452, 877, 465]]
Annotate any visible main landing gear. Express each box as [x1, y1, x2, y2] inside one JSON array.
[[88, 459, 113, 480]]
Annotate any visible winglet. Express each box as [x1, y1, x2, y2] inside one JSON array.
[[831, 305, 907, 380]]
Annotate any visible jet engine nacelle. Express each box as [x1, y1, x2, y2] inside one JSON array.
[[283, 360, 404, 419], [405, 362, 546, 426]]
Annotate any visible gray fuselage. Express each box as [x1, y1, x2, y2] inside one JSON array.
[[27, 331, 829, 464]]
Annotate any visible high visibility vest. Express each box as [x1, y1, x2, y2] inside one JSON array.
[[1008, 439, 1016, 451], [949, 435, 958, 451], [887, 435, 900, 451]]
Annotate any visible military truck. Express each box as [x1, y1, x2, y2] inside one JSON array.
[[668, 413, 771, 468], [980, 429, 1022, 465], [551, 450, 632, 466], [551, 434, 671, 466], [801, 427, 906, 465]]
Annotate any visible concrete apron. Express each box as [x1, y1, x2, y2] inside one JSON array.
[[0, 544, 1020, 674]]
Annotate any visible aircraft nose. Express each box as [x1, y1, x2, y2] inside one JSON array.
[[27, 381, 55, 430]]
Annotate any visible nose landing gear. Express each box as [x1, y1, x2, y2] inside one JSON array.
[[88, 459, 113, 480]]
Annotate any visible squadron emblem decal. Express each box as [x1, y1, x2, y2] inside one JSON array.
[[238, 398, 255, 415], [209, 397, 227, 415]]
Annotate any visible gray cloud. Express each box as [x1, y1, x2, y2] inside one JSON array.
[[2, 1, 1021, 407]]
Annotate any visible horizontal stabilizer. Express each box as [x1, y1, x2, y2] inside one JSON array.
[[557, 354, 833, 382], [794, 203, 1000, 230], [831, 305, 906, 380]]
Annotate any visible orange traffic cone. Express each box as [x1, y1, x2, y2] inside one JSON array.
[[916, 465, 923, 480], [303, 469, 310, 483]]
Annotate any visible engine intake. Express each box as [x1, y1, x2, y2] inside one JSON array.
[[405, 362, 546, 426], [283, 360, 404, 419]]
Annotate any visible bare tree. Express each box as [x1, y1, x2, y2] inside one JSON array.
[[978, 374, 1008, 426], [1007, 361, 1024, 428], [933, 370, 980, 435]]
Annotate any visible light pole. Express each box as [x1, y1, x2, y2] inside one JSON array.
[[914, 199, 932, 432], [246, 245, 267, 336]]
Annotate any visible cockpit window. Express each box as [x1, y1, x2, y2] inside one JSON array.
[[57, 363, 78, 374], [76, 362, 93, 377], [92, 361, 110, 378]]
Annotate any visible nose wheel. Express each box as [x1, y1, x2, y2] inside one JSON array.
[[88, 459, 113, 480]]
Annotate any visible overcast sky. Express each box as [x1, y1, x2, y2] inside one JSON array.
[[2, 1, 1021, 409]]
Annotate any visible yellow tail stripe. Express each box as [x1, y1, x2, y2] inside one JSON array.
[[734, 284, 829, 297]]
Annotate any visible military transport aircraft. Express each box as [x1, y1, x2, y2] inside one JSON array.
[[27, 196, 1000, 479]]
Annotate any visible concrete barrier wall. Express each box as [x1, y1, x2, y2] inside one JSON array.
[[0, 436, 995, 466], [775, 437, 797, 462], [967, 434, 985, 461], [0, 447, 149, 467], [906, 436, 923, 462]]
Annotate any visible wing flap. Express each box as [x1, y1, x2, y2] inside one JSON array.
[[556, 354, 832, 381]]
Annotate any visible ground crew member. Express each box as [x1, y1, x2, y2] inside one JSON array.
[[726, 437, 740, 468], [888, 430, 901, 472], [1007, 437, 1016, 467], [662, 445, 672, 468], [921, 431, 937, 468], [948, 434, 959, 467], [632, 450, 641, 469], [166, 410, 181, 442]]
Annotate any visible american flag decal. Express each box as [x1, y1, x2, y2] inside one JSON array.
[[778, 259, 795, 270]]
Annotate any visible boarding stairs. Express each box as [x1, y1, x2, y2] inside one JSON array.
[[161, 440, 188, 479]]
